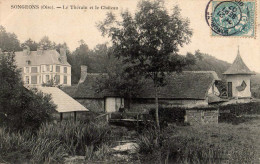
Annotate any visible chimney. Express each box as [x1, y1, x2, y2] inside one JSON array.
[[23, 46, 30, 55], [78, 65, 87, 84], [60, 47, 67, 63], [37, 45, 43, 55]]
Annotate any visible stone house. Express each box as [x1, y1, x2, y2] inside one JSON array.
[[14, 46, 71, 86]]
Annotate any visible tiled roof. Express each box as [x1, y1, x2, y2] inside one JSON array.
[[38, 87, 88, 113], [15, 50, 70, 67], [61, 85, 78, 97], [74, 73, 114, 99], [223, 50, 254, 75], [65, 71, 218, 100]]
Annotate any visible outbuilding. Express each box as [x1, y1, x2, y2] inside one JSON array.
[[223, 48, 255, 98], [38, 86, 89, 121]]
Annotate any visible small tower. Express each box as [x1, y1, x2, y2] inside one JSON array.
[[223, 47, 255, 98]]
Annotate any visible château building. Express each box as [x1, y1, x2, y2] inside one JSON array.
[[15, 46, 71, 86]]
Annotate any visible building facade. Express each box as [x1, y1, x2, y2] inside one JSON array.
[[15, 46, 71, 86]]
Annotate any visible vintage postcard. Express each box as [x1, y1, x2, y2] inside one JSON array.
[[0, 0, 260, 163]]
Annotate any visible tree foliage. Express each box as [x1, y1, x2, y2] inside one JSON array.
[[21, 38, 38, 51], [67, 42, 111, 83], [0, 25, 22, 51], [98, 0, 194, 128], [0, 52, 56, 131], [98, 2, 193, 84]]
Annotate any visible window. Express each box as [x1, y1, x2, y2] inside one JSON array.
[[64, 76, 67, 84], [56, 66, 60, 73], [46, 75, 50, 82], [46, 65, 50, 72], [50, 65, 53, 72], [25, 67, 29, 73], [55, 75, 60, 84], [64, 67, 67, 73], [25, 76, 29, 84], [31, 76, 37, 84], [31, 67, 37, 73]]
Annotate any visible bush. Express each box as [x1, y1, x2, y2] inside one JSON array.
[[219, 102, 260, 124], [149, 107, 185, 124], [219, 102, 260, 115]]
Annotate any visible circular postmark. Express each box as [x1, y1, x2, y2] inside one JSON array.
[[205, 0, 251, 36]]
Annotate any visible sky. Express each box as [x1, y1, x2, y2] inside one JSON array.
[[0, 0, 260, 71]]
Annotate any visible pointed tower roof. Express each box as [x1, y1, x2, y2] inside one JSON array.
[[223, 47, 255, 75]]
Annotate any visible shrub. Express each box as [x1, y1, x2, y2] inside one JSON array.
[[219, 102, 260, 124], [149, 107, 185, 125], [219, 102, 260, 115]]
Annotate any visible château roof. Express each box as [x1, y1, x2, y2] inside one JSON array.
[[223, 49, 255, 75], [15, 50, 70, 67]]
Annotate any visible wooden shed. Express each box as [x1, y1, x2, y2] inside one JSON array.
[[37, 86, 89, 121]]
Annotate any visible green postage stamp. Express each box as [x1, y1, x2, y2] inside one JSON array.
[[206, 0, 256, 37]]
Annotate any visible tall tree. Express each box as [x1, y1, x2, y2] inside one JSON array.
[[98, 1, 193, 129], [39, 36, 55, 50], [69, 40, 90, 83], [0, 25, 22, 51], [21, 38, 38, 51], [96, 55, 145, 110], [0, 51, 55, 131]]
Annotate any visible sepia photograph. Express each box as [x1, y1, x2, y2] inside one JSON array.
[[0, 0, 260, 163]]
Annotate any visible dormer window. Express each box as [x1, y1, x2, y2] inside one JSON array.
[[58, 57, 62, 63], [26, 60, 31, 65]]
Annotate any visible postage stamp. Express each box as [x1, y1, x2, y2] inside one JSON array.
[[205, 0, 256, 37]]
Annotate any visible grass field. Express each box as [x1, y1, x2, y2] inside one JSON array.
[[136, 115, 260, 163], [1, 114, 260, 163]]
